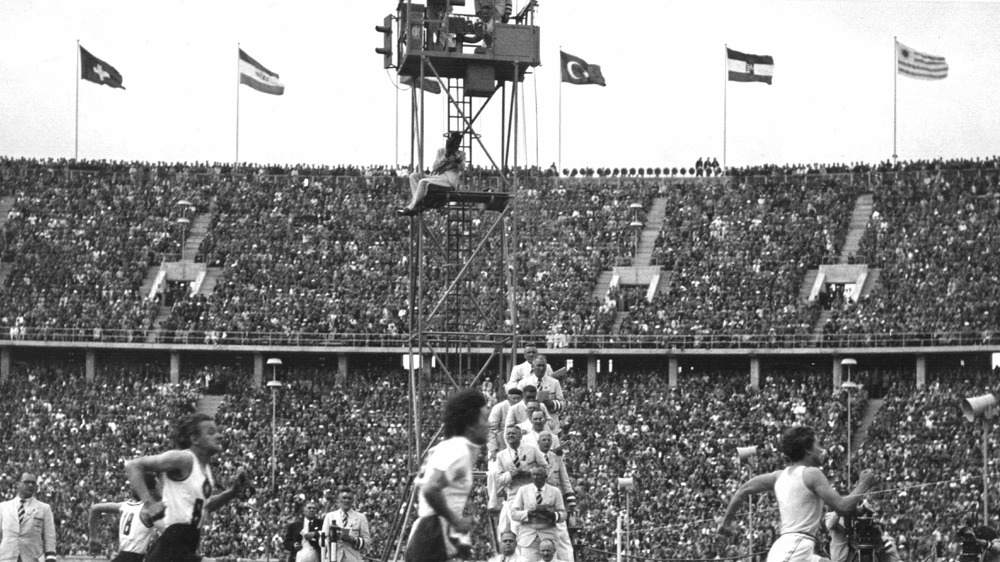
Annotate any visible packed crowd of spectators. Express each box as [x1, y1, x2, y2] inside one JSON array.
[[853, 368, 1000, 561], [5, 155, 1000, 346], [619, 175, 860, 338], [5, 352, 996, 561], [822, 168, 1000, 340]]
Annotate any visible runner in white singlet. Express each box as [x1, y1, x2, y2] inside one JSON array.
[[718, 426, 876, 562]]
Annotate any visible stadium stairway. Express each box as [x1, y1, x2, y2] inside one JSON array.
[[0, 195, 14, 224], [851, 397, 885, 459], [197, 268, 223, 296], [182, 213, 212, 261], [146, 307, 172, 344], [195, 394, 226, 417], [839, 193, 874, 263], [590, 197, 670, 301], [0, 196, 12, 286], [634, 197, 669, 267]]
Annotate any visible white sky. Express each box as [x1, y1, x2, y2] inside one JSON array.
[[1, 0, 999, 170]]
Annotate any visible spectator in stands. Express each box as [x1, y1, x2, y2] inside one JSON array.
[[518, 355, 565, 433], [507, 346, 546, 390], [493, 426, 547, 537], [510, 466, 566, 562], [519, 409, 560, 451], [506, 385, 551, 431], [284, 501, 322, 562]]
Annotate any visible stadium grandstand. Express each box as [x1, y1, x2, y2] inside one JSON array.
[[4, 2, 1000, 562], [2, 155, 999, 562]]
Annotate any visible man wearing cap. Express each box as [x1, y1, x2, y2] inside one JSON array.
[[0, 472, 57, 562]]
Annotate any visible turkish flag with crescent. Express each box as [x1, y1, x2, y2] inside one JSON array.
[[560, 51, 606, 87], [80, 46, 125, 90]]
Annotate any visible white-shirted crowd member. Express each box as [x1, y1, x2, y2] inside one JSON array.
[[405, 389, 489, 562], [517, 356, 565, 433], [506, 346, 553, 390], [125, 413, 249, 562], [718, 426, 875, 562]]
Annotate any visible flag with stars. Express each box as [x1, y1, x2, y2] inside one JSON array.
[[560, 51, 606, 87], [726, 47, 773, 85], [79, 46, 125, 90], [896, 41, 947, 80]]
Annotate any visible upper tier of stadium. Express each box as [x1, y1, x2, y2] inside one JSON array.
[[2, 155, 998, 349]]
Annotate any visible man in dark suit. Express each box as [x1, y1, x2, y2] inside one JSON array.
[[283, 501, 322, 562]]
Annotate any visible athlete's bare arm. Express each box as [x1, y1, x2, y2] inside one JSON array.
[[803, 467, 874, 517], [125, 450, 195, 523], [717, 470, 781, 535]]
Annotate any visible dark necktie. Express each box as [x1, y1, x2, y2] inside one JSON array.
[[513, 449, 520, 469], [18, 500, 26, 524], [536, 485, 543, 505]]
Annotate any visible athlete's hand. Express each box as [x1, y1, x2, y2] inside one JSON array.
[[141, 499, 166, 523], [716, 523, 736, 537], [857, 468, 875, 489]]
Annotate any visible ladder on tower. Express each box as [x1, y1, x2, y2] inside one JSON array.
[[447, 78, 474, 166]]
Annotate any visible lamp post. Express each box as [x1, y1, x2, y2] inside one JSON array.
[[176, 217, 190, 256], [266, 358, 282, 492], [962, 393, 998, 523], [737, 446, 758, 560], [617, 477, 634, 562], [841, 358, 857, 481]]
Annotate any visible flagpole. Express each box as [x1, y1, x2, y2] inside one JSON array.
[[558, 47, 563, 176], [236, 43, 241, 169], [75, 40, 80, 161], [723, 44, 728, 171], [892, 36, 898, 164]]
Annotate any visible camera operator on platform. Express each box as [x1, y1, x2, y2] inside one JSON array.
[[957, 515, 1000, 562], [823, 499, 900, 562]]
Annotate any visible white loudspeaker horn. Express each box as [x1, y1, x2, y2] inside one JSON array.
[[737, 446, 758, 460], [617, 477, 635, 490], [962, 394, 999, 422]]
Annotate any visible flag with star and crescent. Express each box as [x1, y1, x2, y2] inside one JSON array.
[[560, 51, 606, 87], [79, 46, 125, 90]]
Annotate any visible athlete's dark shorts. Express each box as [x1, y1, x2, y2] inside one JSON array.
[[111, 552, 146, 562], [144, 523, 202, 562]]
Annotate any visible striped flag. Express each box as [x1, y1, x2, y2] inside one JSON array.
[[726, 48, 773, 85], [896, 41, 947, 80], [239, 49, 284, 95]]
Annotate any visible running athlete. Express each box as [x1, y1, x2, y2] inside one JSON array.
[[717, 426, 875, 562], [125, 413, 249, 562], [89, 477, 159, 562]]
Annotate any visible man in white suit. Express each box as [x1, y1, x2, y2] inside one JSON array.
[[0, 472, 57, 562], [510, 467, 566, 562], [322, 487, 371, 562]]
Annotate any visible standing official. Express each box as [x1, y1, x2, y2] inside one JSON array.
[[0, 472, 57, 562], [285, 501, 322, 562], [322, 488, 371, 562]]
